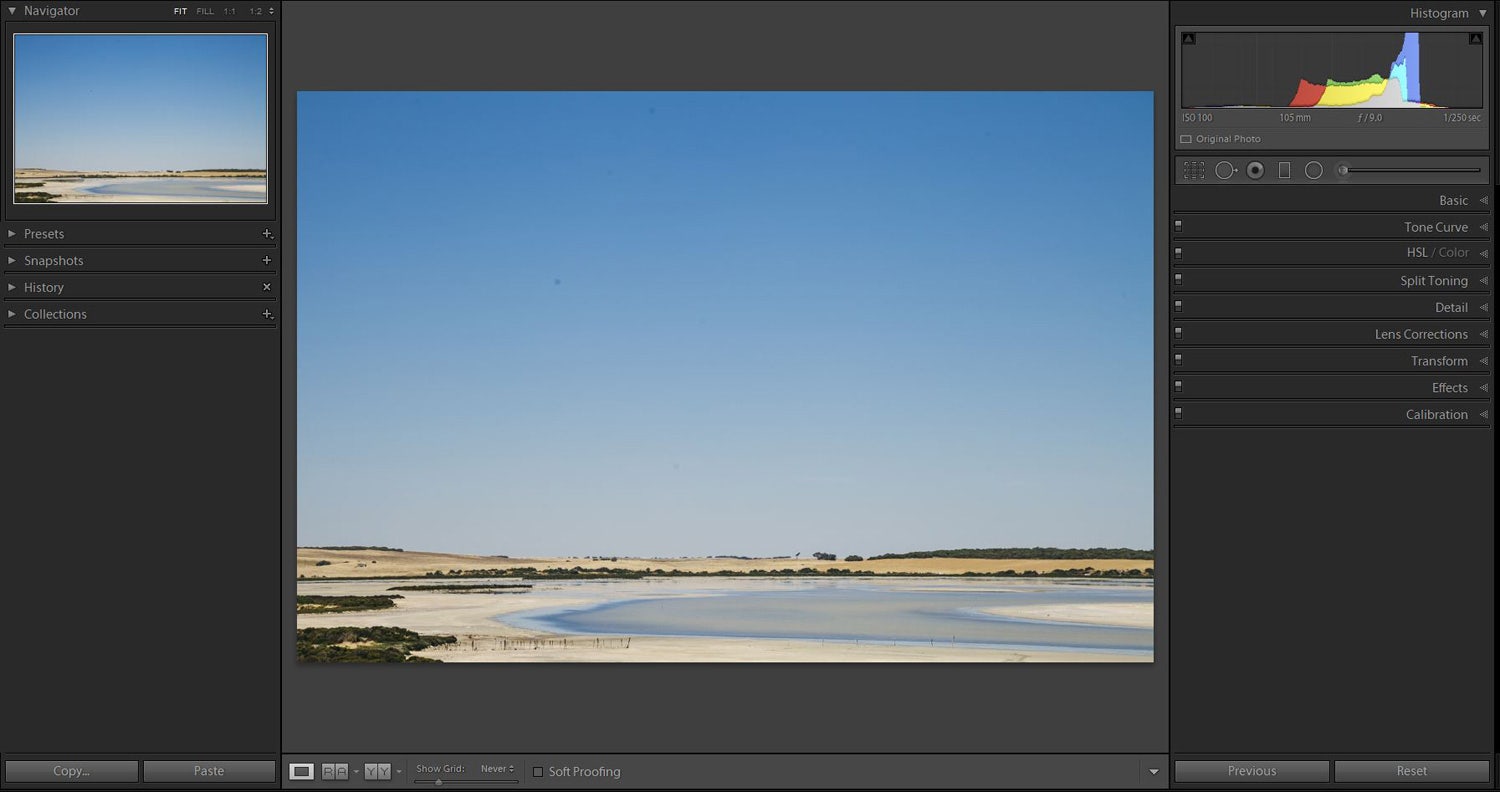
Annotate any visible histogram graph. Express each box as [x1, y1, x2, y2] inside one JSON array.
[[1181, 31, 1484, 109]]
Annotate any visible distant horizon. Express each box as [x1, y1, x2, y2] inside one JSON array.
[[298, 91, 1153, 558], [298, 544, 1157, 557], [15, 168, 267, 175], [16, 167, 267, 172], [13, 34, 268, 172]]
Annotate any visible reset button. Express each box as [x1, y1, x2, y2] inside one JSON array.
[[1336, 761, 1491, 783]]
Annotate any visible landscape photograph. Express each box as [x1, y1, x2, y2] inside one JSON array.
[[12, 34, 267, 203], [297, 91, 1153, 663]]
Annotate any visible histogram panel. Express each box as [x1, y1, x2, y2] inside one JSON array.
[[1181, 31, 1483, 109]]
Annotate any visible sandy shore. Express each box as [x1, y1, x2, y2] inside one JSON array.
[[977, 602, 1153, 629], [416, 634, 1129, 663], [297, 548, 1153, 578], [16, 177, 267, 203], [297, 577, 1152, 663], [16, 170, 268, 203]]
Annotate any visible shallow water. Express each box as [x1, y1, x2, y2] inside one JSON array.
[[505, 578, 1152, 654], [77, 177, 267, 201]]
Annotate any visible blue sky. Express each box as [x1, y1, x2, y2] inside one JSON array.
[[298, 92, 1152, 558], [14, 34, 266, 170]]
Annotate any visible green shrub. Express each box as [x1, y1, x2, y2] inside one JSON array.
[[295, 626, 457, 663], [295, 595, 402, 613]]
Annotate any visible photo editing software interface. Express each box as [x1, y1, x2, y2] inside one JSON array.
[[0, 1, 1494, 790]]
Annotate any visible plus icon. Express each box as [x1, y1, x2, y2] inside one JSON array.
[[261, 228, 275, 240], [262, 255, 273, 266], [262, 309, 276, 320]]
